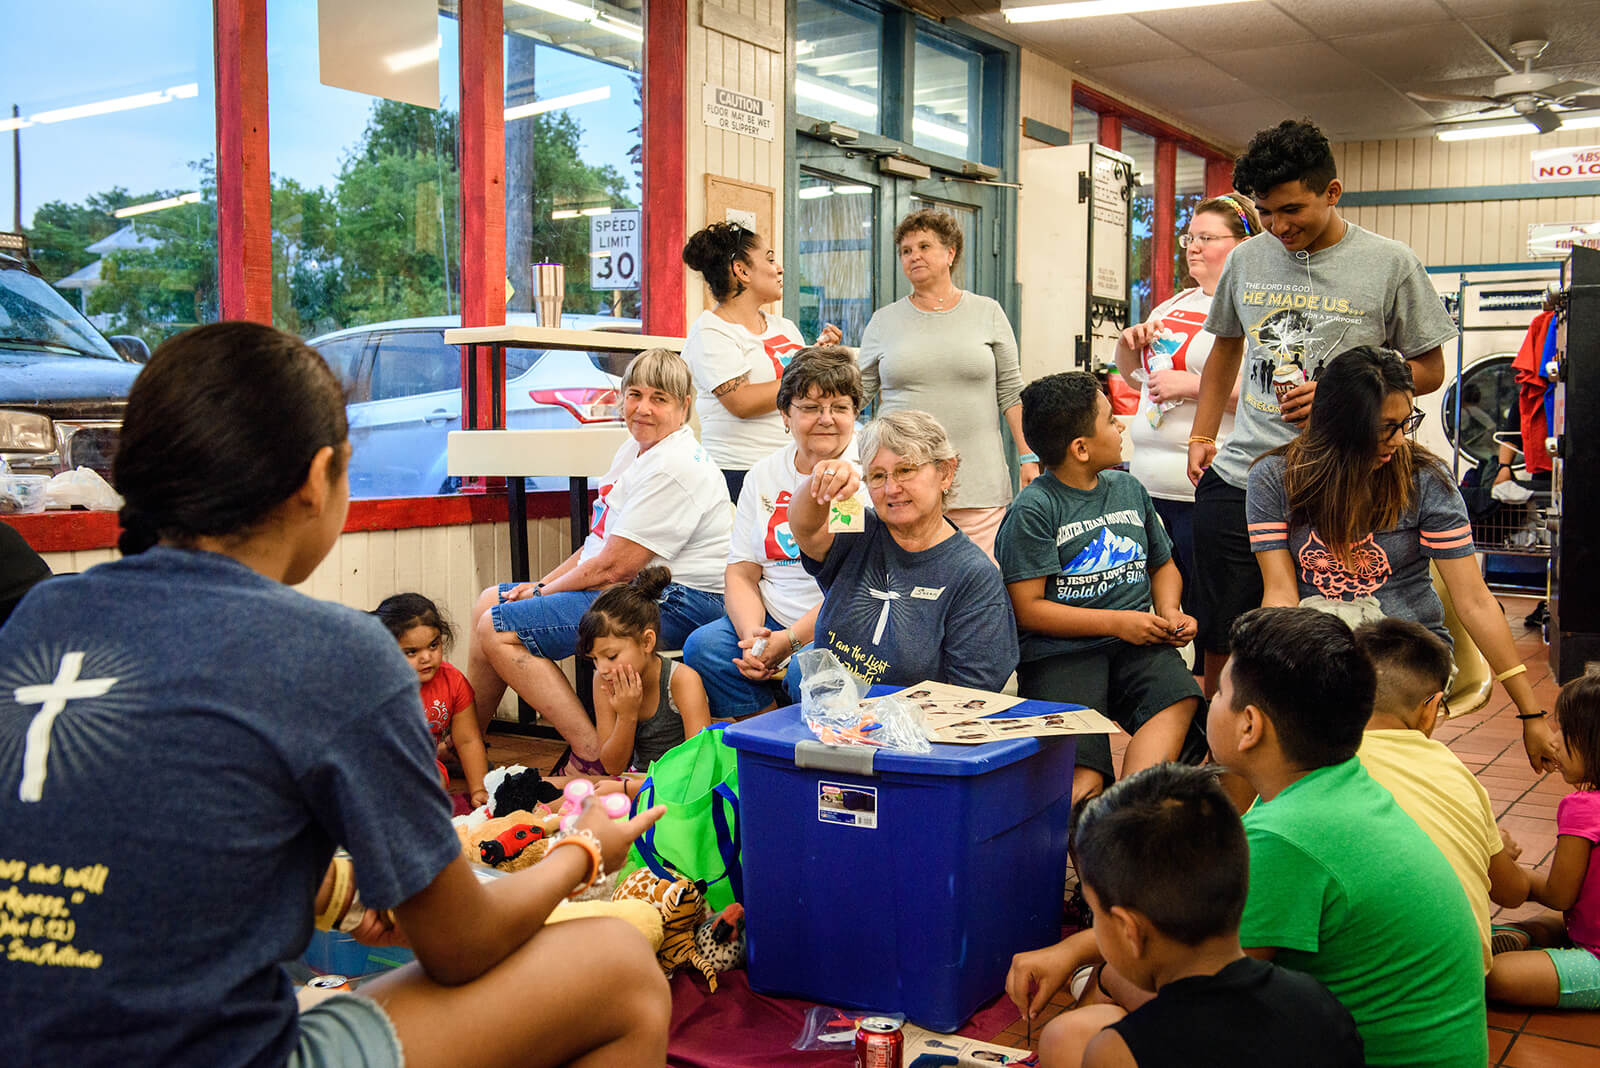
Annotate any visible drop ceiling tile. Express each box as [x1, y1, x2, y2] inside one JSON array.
[[1269, 0, 1454, 33], [1330, 24, 1507, 84], [1090, 56, 1262, 108], [1129, 3, 1314, 53], [1181, 97, 1303, 148], [1210, 40, 1374, 95], [1436, 0, 1597, 19], [1464, 13, 1600, 70], [1271, 87, 1441, 141], [989, 14, 1193, 69]]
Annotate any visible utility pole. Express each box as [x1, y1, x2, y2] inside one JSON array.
[[11, 104, 20, 233]]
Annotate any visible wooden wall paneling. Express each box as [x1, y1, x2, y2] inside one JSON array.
[[1377, 139, 1397, 192], [705, 31, 725, 181], [1360, 141, 1380, 192], [1444, 203, 1464, 266], [1481, 199, 1503, 260], [366, 528, 397, 607], [391, 527, 422, 597], [1464, 139, 1486, 188], [1392, 138, 1415, 191], [1428, 203, 1448, 266], [1462, 201, 1484, 265], [741, 40, 757, 180]]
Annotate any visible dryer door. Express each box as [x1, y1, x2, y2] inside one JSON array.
[[1439, 353, 1519, 468]]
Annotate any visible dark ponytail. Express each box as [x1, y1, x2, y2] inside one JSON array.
[[681, 222, 760, 303], [575, 565, 672, 656], [113, 321, 348, 556]]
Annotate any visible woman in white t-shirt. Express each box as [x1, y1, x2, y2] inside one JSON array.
[[681, 222, 841, 499], [1114, 194, 1260, 613], [467, 349, 732, 772], [683, 346, 871, 718]]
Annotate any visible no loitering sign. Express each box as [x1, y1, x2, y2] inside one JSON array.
[[1531, 145, 1600, 182], [702, 84, 775, 142]]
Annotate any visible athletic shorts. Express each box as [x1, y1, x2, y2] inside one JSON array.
[[1545, 947, 1600, 1010], [290, 993, 403, 1068], [1017, 641, 1207, 783], [1191, 468, 1262, 655]]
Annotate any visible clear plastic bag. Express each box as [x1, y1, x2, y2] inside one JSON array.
[[791, 1005, 906, 1051], [797, 649, 931, 753]]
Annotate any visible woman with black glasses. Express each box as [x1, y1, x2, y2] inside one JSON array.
[[1245, 346, 1558, 772]]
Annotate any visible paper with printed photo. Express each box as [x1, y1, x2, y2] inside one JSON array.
[[927, 707, 1121, 744], [889, 680, 1022, 722], [902, 1024, 1036, 1065]]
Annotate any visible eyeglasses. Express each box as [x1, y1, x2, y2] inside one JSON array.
[[791, 401, 856, 419], [865, 462, 930, 490], [1178, 233, 1235, 249], [1377, 408, 1426, 440]]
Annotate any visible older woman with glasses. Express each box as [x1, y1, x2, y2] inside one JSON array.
[[1245, 346, 1558, 772], [787, 408, 1017, 691]]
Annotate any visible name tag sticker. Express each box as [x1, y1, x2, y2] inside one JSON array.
[[910, 586, 945, 601]]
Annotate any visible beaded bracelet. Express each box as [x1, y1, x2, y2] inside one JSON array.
[[1496, 663, 1528, 683], [1188, 435, 1216, 446], [549, 829, 606, 898]]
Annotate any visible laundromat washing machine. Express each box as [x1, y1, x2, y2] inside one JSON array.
[[1423, 265, 1561, 594]]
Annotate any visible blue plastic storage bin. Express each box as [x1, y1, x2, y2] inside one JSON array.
[[723, 694, 1078, 1031]]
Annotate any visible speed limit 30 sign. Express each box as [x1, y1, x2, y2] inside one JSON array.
[[591, 210, 640, 290]]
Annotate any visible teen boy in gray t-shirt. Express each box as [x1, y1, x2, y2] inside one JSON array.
[[1183, 120, 1456, 694]]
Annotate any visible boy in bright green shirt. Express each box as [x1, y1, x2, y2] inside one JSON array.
[[1208, 607, 1487, 1068]]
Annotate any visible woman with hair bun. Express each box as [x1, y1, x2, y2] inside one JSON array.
[[0, 321, 671, 1066], [681, 221, 842, 498]]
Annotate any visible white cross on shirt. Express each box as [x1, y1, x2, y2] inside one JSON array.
[[14, 652, 118, 803]]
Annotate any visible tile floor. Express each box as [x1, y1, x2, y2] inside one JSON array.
[[482, 594, 1600, 1065]]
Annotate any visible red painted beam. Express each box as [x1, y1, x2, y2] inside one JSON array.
[[1206, 157, 1235, 197], [642, 0, 687, 337], [1096, 112, 1121, 153], [1153, 139, 1176, 304], [1074, 84, 1230, 163], [459, 0, 506, 429], [214, 0, 271, 324]]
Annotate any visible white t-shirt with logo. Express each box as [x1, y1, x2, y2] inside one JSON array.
[[683, 309, 808, 470], [582, 425, 733, 593], [730, 439, 871, 628], [1128, 286, 1237, 501]]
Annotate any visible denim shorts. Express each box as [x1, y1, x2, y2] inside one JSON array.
[[1546, 946, 1600, 1010], [489, 581, 725, 658], [290, 993, 404, 1068]]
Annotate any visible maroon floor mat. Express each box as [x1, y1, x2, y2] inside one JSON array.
[[666, 969, 1021, 1067]]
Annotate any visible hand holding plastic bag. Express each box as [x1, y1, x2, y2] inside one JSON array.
[[797, 649, 931, 754]]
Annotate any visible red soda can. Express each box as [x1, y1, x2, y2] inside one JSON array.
[[306, 974, 352, 992], [855, 1017, 903, 1068]]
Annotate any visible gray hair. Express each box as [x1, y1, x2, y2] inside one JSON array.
[[621, 348, 693, 410], [859, 409, 961, 504]]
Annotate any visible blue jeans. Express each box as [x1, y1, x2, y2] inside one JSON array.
[[683, 614, 805, 719], [491, 582, 725, 659]]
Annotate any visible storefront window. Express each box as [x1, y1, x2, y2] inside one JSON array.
[[1173, 146, 1205, 289], [1123, 127, 1156, 323], [1072, 102, 1098, 145], [912, 33, 979, 160], [796, 0, 883, 135], [2, 2, 217, 354]]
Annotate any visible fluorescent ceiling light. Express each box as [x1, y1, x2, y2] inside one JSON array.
[[834, 184, 873, 195], [551, 209, 583, 219], [511, 0, 642, 43], [384, 35, 442, 73], [504, 84, 611, 121], [796, 77, 878, 120], [913, 116, 969, 151], [798, 186, 834, 200], [29, 82, 199, 125], [0, 116, 29, 133], [581, 205, 612, 216], [1004, 0, 1254, 23], [1436, 112, 1600, 142], [113, 191, 203, 218]]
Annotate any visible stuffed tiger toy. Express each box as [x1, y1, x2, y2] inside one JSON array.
[[613, 868, 719, 989]]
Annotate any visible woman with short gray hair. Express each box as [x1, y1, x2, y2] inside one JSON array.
[[787, 409, 1017, 691]]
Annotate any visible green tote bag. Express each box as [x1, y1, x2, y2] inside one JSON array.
[[620, 723, 743, 913]]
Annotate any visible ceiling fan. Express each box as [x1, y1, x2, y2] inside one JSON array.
[[1408, 39, 1600, 134]]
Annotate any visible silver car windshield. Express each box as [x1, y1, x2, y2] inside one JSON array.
[[0, 266, 121, 360]]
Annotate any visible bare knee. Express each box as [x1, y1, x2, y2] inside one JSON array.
[[1039, 1004, 1125, 1068]]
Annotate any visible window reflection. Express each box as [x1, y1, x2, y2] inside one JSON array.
[[796, 0, 882, 135], [912, 33, 978, 160], [1174, 146, 1206, 290], [1123, 127, 1156, 325]]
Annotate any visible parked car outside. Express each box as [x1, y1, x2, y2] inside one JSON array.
[[0, 252, 150, 479], [308, 312, 633, 499]]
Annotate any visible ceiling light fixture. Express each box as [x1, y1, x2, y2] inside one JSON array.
[[797, 186, 835, 200], [504, 85, 612, 122], [25, 83, 199, 126], [796, 77, 878, 120], [1003, 0, 1254, 23], [512, 0, 642, 43], [1436, 111, 1600, 142]]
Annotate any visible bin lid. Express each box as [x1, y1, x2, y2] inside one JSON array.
[[722, 686, 1086, 777]]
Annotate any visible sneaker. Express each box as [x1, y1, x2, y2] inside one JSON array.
[[1069, 964, 1097, 1003], [1062, 883, 1092, 931], [1493, 480, 1534, 504]]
